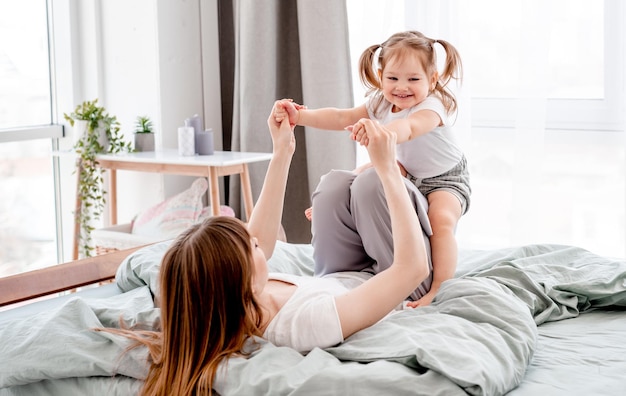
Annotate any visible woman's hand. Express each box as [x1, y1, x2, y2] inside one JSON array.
[[351, 119, 397, 174], [269, 101, 296, 157], [249, 103, 297, 259]]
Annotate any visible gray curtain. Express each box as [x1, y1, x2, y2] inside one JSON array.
[[219, 0, 355, 243]]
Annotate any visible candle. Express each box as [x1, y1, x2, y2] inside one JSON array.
[[177, 126, 195, 156]]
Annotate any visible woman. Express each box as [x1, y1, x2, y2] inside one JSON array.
[[109, 103, 430, 395]]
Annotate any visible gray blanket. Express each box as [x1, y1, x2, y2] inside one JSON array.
[[1, 242, 625, 396]]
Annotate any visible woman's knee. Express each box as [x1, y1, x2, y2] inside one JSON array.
[[350, 169, 385, 207], [313, 170, 355, 200], [311, 170, 356, 219]]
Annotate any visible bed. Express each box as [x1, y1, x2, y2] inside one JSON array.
[[1, 240, 625, 395]]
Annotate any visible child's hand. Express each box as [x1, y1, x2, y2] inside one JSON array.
[[344, 123, 369, 147], [346, 122, 370, 147], [273, 99, 290, 124], [304, 206, 312, 221], [273, 99, 305, 128], [348, 119, 396, 173]]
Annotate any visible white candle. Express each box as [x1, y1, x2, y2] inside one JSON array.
[[177, 126, 196, 156]]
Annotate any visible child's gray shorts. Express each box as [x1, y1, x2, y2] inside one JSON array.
[[406, 155, 471, 215]]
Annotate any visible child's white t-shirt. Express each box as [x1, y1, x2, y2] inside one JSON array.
[[366, 95, 464, 178]]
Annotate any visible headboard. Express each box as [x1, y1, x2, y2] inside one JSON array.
[[0, 245, 148, 307]]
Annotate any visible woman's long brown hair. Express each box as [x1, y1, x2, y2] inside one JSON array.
[[101, 216, 264, 395]]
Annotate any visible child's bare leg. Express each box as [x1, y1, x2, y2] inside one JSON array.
[[407, 190, 461, 307]]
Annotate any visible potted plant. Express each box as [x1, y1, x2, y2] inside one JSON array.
[[64, 99, 132, 257], [133, 115, 155, 152]]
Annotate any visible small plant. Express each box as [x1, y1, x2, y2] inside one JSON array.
[[64, 99, 132, 257], [134, 115, 154, 134], [133, 115, 156, 152]]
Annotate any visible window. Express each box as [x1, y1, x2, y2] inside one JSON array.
[[347, 0, 625, 258], [469, 0, 622, 130], [0, 1, 52, 129], [469, 1, 604, 100], [0, 0, 63, 276]]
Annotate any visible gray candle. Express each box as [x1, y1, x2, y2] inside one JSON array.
[[196, 129, 214, 155]]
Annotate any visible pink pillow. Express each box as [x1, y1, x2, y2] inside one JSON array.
[[131, 178, 208, 239], [198, 205, 236, 220]]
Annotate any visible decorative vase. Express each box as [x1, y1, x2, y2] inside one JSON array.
[[94, 122, 109, 152], [72, 120, 88, 145], [73, 120, 109, 151], [134, 133, 155, 152]]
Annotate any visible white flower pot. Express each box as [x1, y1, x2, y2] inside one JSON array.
[[73, 120, 109, 151], [72, 120, 88, 145]]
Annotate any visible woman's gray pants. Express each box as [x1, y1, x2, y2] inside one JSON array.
[[311, 168, 434, 301]]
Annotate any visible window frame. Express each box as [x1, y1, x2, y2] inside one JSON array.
[[470, 1, 625, 131], [0, 0, 72, 266], [0, 126, 63, 143]]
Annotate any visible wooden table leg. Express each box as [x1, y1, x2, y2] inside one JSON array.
[[240, 164, 254, 221], [108, 169, 118, 225], [73, 159, 83, 260], [209, 167, 220, 216]]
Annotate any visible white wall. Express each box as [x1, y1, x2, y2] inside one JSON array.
[[54, 0, 222, 258]]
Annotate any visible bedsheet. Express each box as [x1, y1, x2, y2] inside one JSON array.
[[1, 242, 625, 395]]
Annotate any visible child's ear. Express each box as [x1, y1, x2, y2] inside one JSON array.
[[431, 71, 439, 90], [377, 69, 383, 80]]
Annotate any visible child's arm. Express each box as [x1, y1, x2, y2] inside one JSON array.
[[350, 109, 441, 146], [274, 99, 369, 131], [386, 110, 441, 143]]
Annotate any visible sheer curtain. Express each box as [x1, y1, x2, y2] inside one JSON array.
[[347, 0, 626, 258]]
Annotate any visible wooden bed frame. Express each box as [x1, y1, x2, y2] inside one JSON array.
[[0, 246, 147, 307]]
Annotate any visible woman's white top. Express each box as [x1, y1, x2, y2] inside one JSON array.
[[263, 272, 371, 353]]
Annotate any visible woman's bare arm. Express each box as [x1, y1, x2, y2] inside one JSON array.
[[246, 104, 296, 259], [334, 119, 429, 338]]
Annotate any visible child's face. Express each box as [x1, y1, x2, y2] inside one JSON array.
[[380, 53, 436, 112]]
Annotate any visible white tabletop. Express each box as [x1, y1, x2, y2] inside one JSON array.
[[53, 148, 273, 167]]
